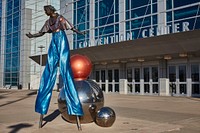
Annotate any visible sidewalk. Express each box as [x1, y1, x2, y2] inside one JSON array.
[[0, 89, 200, 133]]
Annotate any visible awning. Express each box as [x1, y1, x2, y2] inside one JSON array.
[[30, 30, 200, 66]]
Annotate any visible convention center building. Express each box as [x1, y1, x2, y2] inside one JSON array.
[[60, 0, 200, 97], [1, 0, 199, 97]]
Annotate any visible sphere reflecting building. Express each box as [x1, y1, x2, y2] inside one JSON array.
[[95, 107, 116, 127], [58, 80, 104, 123]]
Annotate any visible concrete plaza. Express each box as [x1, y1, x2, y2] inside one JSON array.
[[0, 89, 200, 133]]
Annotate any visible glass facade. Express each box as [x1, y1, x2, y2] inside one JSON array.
[[73, 0, 90, 49], [4, 0, 21, 86], [72, 0, 200, 48], [95, 0, 119, 44], [166, 0, 200, 32], [126, 0, 158, 39]]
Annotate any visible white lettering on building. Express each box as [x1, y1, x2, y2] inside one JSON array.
[[78, 21, 190, 48]]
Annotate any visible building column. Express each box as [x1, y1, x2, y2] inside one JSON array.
[[119, 79, 127, 94], [119, 0, 125, 37], [105, 80, 108, 93], [157, 0, 167, 35], [187, 78, 192, 97], [159, 78, 170, 96], [140, 79, 144, 95], [119, 63, 127, 94], [90, 0, 95, 47], [0, 0, 6, 88]]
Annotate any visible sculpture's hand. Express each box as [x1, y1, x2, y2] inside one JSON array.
[[26, 32, 34, 38], [80, 31, 87, 36]]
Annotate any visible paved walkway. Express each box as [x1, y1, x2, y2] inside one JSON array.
[[0, 89, 200, 133]]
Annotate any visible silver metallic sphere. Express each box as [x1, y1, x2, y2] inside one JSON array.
[[58, 80, 104, 123], [95, 107, 116, 127]]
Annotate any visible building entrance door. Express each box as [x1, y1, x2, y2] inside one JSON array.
[[169, 65, 187, 96], [191, 64, 200, 97], [127, 66, 158, 95], [95, 69, 119, 93]]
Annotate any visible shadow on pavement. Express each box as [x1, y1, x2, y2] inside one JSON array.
[[8, 123, 33, 133], [0, 91, 37, 108], [42, 109, 60, 127]]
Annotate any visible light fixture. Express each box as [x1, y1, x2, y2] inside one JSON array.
[[101, 62, 107, 65], [179, 53, 187, 57], [164, 55, 172, 60], [112, 60, 119, 63], [137, 58, 144, 62]]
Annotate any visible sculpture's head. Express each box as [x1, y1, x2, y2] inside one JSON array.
[[44, 5, 56, 16]]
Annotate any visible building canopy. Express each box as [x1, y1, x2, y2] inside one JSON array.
[[30, 30, 200, 66]]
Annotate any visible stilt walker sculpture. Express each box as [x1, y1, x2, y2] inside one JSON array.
[[26, 5, 85, 131]]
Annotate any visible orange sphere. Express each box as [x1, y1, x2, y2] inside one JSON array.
[[70, 54, 92, 81]]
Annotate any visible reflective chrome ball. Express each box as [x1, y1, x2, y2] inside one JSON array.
[[95, 107, 116, 127], [70, 54, 92, 81], [58, 80, 104, 123]]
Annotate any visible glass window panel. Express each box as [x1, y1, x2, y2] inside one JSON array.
[[126, 21, 130, 30], [95, 2, 98, 19], [95, 71, 100, 82], [167, 11, 172, 22], [77, 7, 86, 23], [14, 0, 19, 7], [179, 65, 186, 82], [128, 84, 133, 93], [115, 84, 119, 92], [78, 23, 85, 31], [174, 0, 200, 8], [126, 11, 130, 19], [180, 84, 187, 94], [153, 15, 157, 24], [77, 0, 86, 7], [99, 25, 114, 35], [144, 84, 150, 93], [152, 0, 157, 3], [73, 9, 76, 24], [101, 70, 105, 82], [102, 84, 105, 91], [134, 68, 140, 82], [144, 67, 150, 82], [127, 69, 132, 82], [135, 84, 140, 93], [115, 24, 119, 32], [108, 70, 112, 82], [126, 0, 130, 10], [192, 84, 200, 94], [174, 6, 198, 20], [99, 15, 114, 26], [131, 6, 151, 19], [114, 69, 119, 82], [191, 65, 199, 82], [131, 0, 149, 9], [115, 0, 119, 13], [169, 66, 176, 82], [108, 84, 112, 92], [115, 14, 119, 22], [194, 17, 200, 30], [153, 84, 158, 93], [166, 0, 172, 10], [99, 0, 114, 17], [152, 4, 157, 13], [152, 67, 158, 82]]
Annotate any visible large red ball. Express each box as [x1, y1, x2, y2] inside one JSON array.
[[70, 54, 92, 81]]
